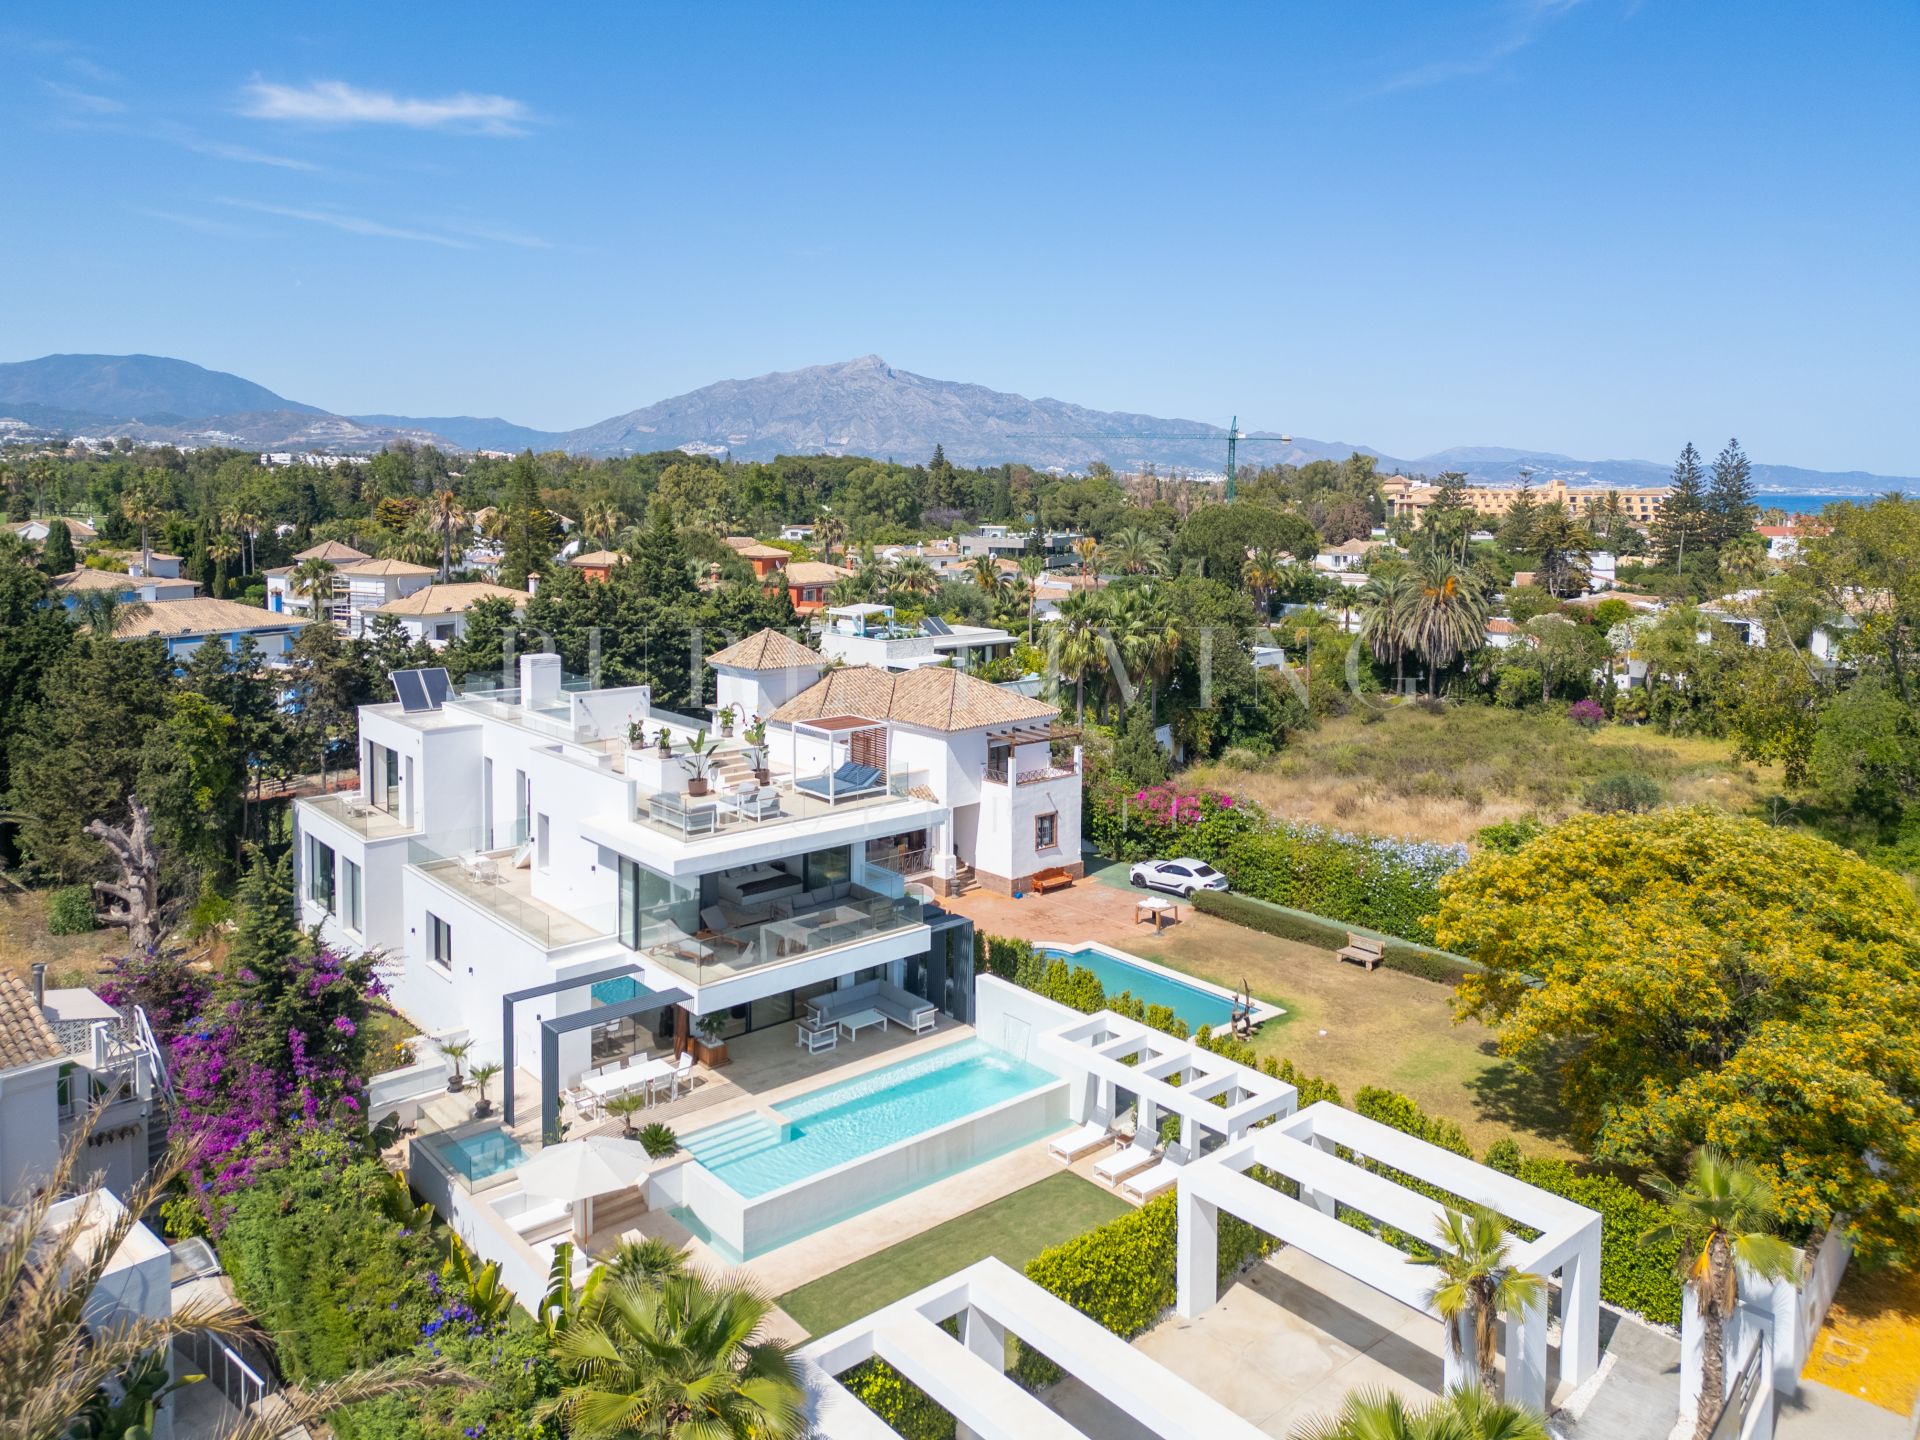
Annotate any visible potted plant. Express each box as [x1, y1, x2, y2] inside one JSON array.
[[604, 1091, 647, 1138], [654, 726, 673, 757], [441, 1039, 473, 1093], [638, 1121, 680, 1159], [743, 715, 770, 783], [625, 717, 650, 751], [716, 704, 738, 738], [679, 730, 718, 797], [689, 1011, 729, 1067], [468, 1062, 502, 1120]]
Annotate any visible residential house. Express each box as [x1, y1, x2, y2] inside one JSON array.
[[817, 603, 1016, 675], [724, 536, 793, 580], [1312, 538, 1386, 575], [781, 560, 853, 617], [54, 567, 200, 607], [265, 544, 436, 636], [778, 523, 816, 543], [128, 552, 186, 580], [567, 550, 627, 583], [1755, 523, 1822, 563], [11, 516, 98, 545], [112, 597, 311, 664], [374, 582, 529, 648]]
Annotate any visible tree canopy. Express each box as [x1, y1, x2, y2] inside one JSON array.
[[1437, 806, 1920, 1264]]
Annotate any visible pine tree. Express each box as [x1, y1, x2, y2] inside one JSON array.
[[1498, 473, 1540, 554], [1706, 437, 1756, 548], [41, 519, 76, 574], [1652, 442, 1709, 571], [227, 848, 304, 983], [498, 451, 545, 589], [630, 509, 687, 598]]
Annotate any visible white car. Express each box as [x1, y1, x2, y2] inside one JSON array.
[[1128, 858, 1229, 897]]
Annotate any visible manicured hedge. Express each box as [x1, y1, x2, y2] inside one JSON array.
[[1517, 1158, 1684, 1327], [1189, 890, 1478, 986]]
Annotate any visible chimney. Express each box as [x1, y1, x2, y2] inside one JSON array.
[[527, 572, 540, 597], [519, 651, 562, 708], [31, 961, 47, 1009]]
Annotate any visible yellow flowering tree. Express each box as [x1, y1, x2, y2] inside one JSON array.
[[1436, 806, 1920, 1266]]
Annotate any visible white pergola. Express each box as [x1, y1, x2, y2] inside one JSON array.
[[1176, 1101, 1603, 1412], [1037, 1012, 1298, 1153], [799, 1258, 1273, 1440]]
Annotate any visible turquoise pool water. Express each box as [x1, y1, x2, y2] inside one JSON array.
[[681, 1038, 1054, 1199], [1038, 945, 1237, 1030], [425, 1128, 530, 1184]]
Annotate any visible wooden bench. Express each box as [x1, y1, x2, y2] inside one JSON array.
[[1337, 933, 1385, 971], [1030, 867, 1075, 894]]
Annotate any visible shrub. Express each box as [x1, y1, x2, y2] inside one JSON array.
[[46, 885, 97, 935], [1474, 817, 1544, 854], [1482, 1137, 1523, 1175], [1567, 698, 1607, 730], [1187, 891, 1477, 986], [638, 1122, 679, 1158], [1582, 771, 1663, 814], [1518, 1158, 1683, 1327], [837, 1360, 954, 1440], [1354, 1086, 1471, 1157], [1495, 667, 1542, 708]]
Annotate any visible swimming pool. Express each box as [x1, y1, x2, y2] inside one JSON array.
[[1037, 943, 1244, 1030], [423, 1127, 531, 1185], [681, 1038, 1055, 1199]]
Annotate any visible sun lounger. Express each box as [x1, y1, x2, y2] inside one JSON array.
[[1119, 1144, 1189, 1202], [1092, 1135, 1159, 1187], [794, 761, 884, 803], [1048, 1108, 1116, 1162]]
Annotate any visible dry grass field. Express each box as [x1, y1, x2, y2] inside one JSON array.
[[0, 890, 126, 985], [1189, 704, 1781, 847]]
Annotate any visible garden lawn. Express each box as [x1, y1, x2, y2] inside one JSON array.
[[775, 1172, 1129, 1337], [1123, 912, 1579, 1158]]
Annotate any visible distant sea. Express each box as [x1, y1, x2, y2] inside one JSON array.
[[1755, 492, 1881, 514]]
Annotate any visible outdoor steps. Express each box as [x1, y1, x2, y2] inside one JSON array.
[[681, 1112, 784, 1168]]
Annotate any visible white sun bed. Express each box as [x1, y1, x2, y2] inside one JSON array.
[[1047, 1108, 1116, 1163], [1119, 1143, 1190, 1202], [1092, 1134, 1159, 1187]]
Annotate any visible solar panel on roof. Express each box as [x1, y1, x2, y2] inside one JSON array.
[[921, 616, 952, 636], [421, 667, 450, 706], [390, 670, 430, 712]]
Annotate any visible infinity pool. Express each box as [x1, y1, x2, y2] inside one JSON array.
[[681, 1038, 1055, 1199], [1038, 944, 1239, 1030]]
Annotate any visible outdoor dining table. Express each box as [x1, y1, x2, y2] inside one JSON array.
[[580, 1057, 676, 1106], [1134, 896, 1179, 930]]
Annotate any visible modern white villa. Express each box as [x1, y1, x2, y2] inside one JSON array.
[[816, 602, 1017, 675]]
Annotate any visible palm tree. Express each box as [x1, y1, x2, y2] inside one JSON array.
[[390, 525, 442, 569], [888, 555, 938, 603], [238, 510, 264, 574], [119, 484, 163, 577], [426, 488, 467, 582], [1018, 552, 1046, 643], [70, 591, 144, 639], [208, 532, 241, 598], [1072, 534, 1103, 583], [544, 1271, 806, 1440], [1292, 1384, 1550, 1440], [1359, 570, 1420, 694], [1244, 546, 1287, 617], [1643, 1149, 1799, 1439], [1051, 591, 1105, 724], [582, 499, 623, 552], [1419, 1206, 1546, 1395], [605, 1236, 688, 1289], [2, 1122, 436, 1440], [815, 515, 846, 566], [288, 557, 338, 617], [1406, 555, 1490, 697], [1104, 525, 1167, 577], [969, 552, 1007, 598]]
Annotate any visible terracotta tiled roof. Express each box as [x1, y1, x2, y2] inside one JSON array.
[[375, 582, 528, 617], [0, 972, 61, 1072], [293, 540, 369, 562], [705, 629, 826, 671], [780, 561, 853, 587], [568, 550, 627, 568], [1487, 618, 1520, 635], [344, 558, 436, 577], [54, 568, 198, 594], [770, 664, 1057, 733], [113, 598, 309, 639]]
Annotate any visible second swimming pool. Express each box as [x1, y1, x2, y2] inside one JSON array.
[[1037, 943, 1242, 1030]]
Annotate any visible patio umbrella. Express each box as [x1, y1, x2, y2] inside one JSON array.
[[516, 1136, 654, 1241]]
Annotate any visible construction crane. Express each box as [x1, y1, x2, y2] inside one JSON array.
[[1006, 415, 1292, 501]]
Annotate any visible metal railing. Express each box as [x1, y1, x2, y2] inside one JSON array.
[[643, 894, 928, 985], [1706, 1332, 1771, 1440], [865, 847, 930, 877], [179, 1328, 274, 1417]]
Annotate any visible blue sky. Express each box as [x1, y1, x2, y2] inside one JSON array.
[[4, 2, 1917, 474]]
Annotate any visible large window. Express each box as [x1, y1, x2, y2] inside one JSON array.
[[804, 845, 852, 892], [428, 913, 453, 971], [341, 857, 363, 933], [618, 858, 698, 950], [306, 836, 336, 913]]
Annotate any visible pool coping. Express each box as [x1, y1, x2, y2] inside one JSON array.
[[1038, 937, 1288, 1027]]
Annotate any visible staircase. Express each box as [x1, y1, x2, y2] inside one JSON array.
[[706, 751, 759, 792], [680, 1113, 785, 1170], [948, 862, 978, 896]]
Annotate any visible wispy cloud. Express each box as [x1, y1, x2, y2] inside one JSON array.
[[238, 79, 534, 136], [43, 79, 123, 113], [152, 123, 319, 172], [1369, 0, 1586, 95], [218, 198, 477, 248], [442, 221, 553, 250], [131, 206, 273, 239]]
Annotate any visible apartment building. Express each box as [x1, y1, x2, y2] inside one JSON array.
[[263, 540, 436, 635], [373, 581, 529, 647], [1382, 475, 1669, 527]]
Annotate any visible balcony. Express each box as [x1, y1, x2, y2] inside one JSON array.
[[640, 893, 928, 987], [984, 759, 1079, 785], [628, 765, 933, 841], [300, 792, 416, 839], [410, 839, 615, 950]]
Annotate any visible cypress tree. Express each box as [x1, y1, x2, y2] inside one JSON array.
[[498, 451, 545, 589], [1652, 442, 1709, 571], [228, 848, 304, 983], [1706, 437, 1757, 548], [42, 518, 76, 574]]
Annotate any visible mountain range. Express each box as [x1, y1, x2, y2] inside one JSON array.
[[1, 352, 1911, 495]]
